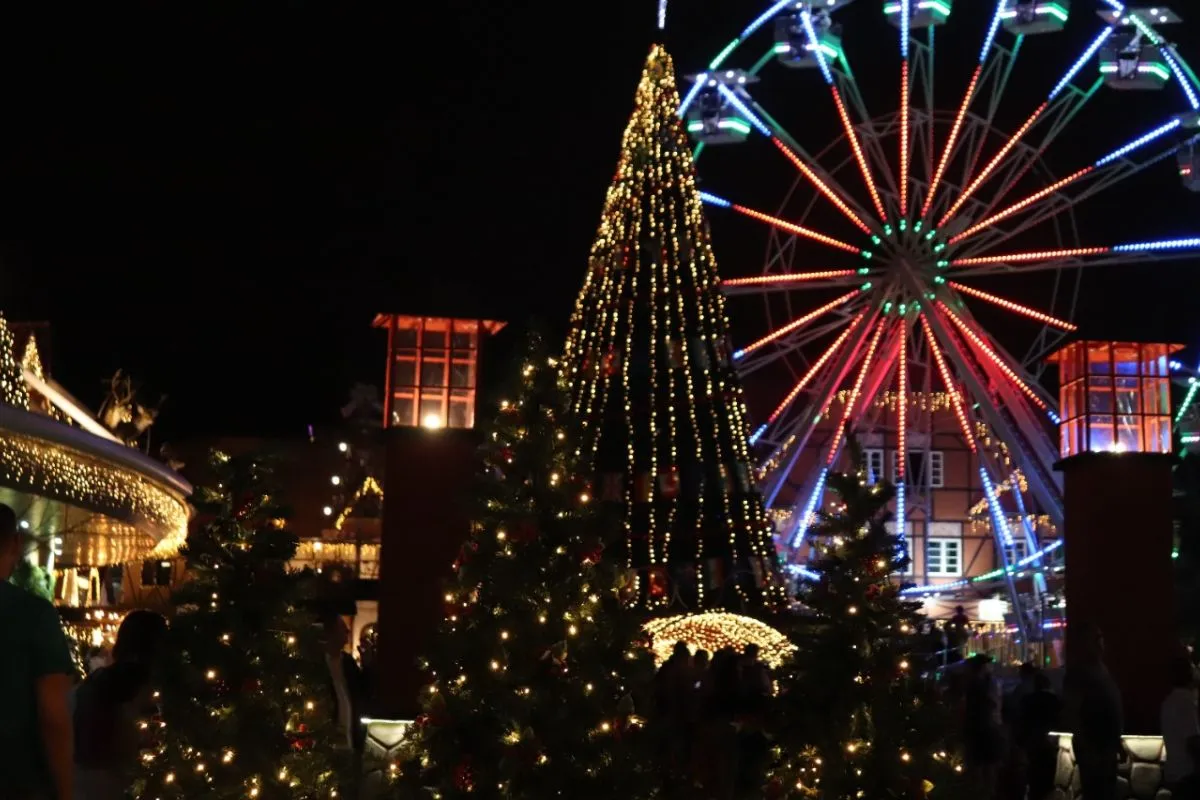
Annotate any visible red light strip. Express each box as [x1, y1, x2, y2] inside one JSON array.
[[922, 65, 982, 219], [937, 302, 1048, 411], [940, 103, 1049, 226], [951, 246, 1110, 266], [738, 291, 861, 358], [772, 138, 874, 235], [897, 321, 908, 478], [830, 87, 888, 220], [722, 269, 859, 288], [900, 60, 911, 216], [732, 204, 863, 254], [948, 282, 1078, 331], [921, 315, 978, 452], [766, 313, 866, 424], [826, 318, 888, 466], [949, 167, 1094, 244]]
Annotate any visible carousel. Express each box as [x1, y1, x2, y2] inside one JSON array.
[[2, 319, 191, 634]]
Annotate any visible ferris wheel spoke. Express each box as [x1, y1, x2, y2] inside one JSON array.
[[947, 282, 1077, 332], [722, 269, 865, 296], [786, 317, 893, 550], [960, 128, 1197, 254], [750, 313, 868, 447], [759, 307, 886, 508], [951, 238, 1200, 272], [737, 311, 862, 378], [919, 304, 1063, 531], [938, 23, 1120, 228], [703, 193, 873, 257], [733, 290, 866, 362], [832, 62, 902, 210], [725, 90, 881, 234], [920, 1, 1008, 219]]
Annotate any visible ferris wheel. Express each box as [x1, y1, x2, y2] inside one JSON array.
[[681, 0, 1200, 623]]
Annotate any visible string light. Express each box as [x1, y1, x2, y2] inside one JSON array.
[[644, 612, 795, 668]]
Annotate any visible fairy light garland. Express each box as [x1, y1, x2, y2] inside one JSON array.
[[0, 314, 29, 410], [331, 475, 383, 532], [644, 612, 794, 668], [0, 428, 188, 556]]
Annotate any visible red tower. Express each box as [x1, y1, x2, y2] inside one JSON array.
[[371, 314, 504, 715], [1049, 340, 1181, 733]]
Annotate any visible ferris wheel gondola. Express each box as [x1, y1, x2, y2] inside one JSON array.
[[679, 0, 1200, 630]]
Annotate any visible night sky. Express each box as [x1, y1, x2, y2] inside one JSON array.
[[0, 2, 1196, 440]]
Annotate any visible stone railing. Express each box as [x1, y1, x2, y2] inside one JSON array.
[[1052, 733, 1170, 800]]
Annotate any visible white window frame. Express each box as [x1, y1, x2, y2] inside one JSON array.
[[1001, 536, 1029, 567], [864, 448, 885, 485], [926, 522, 963, 576], [890, 450, 946, 489]]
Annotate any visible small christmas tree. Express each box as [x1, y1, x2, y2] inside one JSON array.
[[765, 460, 957, 800], [396, 334, 657, 799], [135, 451, 348, 799], [0, 313, 30, 409]]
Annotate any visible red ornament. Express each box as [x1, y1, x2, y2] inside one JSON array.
[[454, 760, 475, 792], [512, 520, 538, 544], [581, 544, 604, 566], [866, 583, 881, 600]]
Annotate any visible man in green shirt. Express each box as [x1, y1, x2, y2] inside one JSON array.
[[0, 503, 75, 800]]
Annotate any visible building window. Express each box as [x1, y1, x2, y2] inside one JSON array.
[[891, 450, 945, 489], [864, 448, 885, 485], [1001, 537, 1029, 567], [926, 522, 963, 576], [140, 560, 173, 587]]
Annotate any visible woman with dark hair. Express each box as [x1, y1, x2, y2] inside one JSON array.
[[73, 610, 167, 800]]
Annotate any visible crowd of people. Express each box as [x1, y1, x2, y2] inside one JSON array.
[[652, 641, 774, 797]]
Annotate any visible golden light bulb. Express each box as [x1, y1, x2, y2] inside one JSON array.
[[206, 669, 217, 680]]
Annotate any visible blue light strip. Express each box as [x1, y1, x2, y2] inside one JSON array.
[[677, 74, 707, 118], [1161, 47, 1200, 111], [716, 84, 773, 136], [801, 10, 835, 85], [1050, 27, 1114, 101], [749, 423, 768, 445], [980, 0, 1006, 65], [980, 468, 1015, 547], [1112, 237, 1200, 253], [743, 0, 794, 39], [899, 540, 1064, 596], [1101, 0, 1124, 11], [789, 467, 829, 548], [1094, 118, 1183, 166], [901, 0, 911, 59], [699, 191, 732, 208], [894, 482, 907, 560]]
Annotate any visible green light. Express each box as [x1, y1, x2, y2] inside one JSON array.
[[861, 282, 873, 290], [1173, 549, 1180, 560], [914, 221, 923, 233], [898, 304, 908, 315], [857, 267, 870, 275], [934, 276, 946, 284], [861, 251, 874, 259], [925, 292, 935, 300], [899, 219, 908, 231], [884, 224, 894, 236], [937, 260, 949, 268], [710, 39, 740, 70], [926, 230, 937, 240], [934, 243, 946, 253], [687, 118, 751, 135], [884, 302, 894, 313], [872, 235, 882, 245]]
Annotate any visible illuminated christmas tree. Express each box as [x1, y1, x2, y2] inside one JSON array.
[[395, 334, 657, 798], [564, 45, 785, 612], [135, 451, 348, 799], [0, 313, 30, 409], [765, 461, 957, 799]]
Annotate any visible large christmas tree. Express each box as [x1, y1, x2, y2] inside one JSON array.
[[135, 451, 348, 799], [563, 45, 785, 613], [765, 462, 957, 799], [395, 335, 657, 799]]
